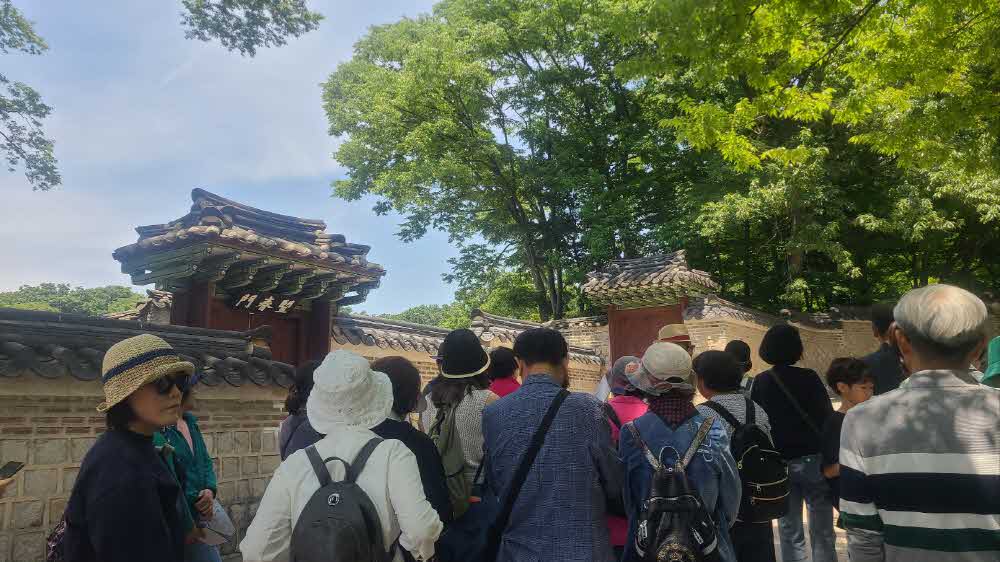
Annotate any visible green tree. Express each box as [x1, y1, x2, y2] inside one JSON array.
[[324, 0, 677, 319], [0, 283, 145, 316], [0, 1, 59, 191], [604, 0, 1000, 305], [180, 0, 323, 57]]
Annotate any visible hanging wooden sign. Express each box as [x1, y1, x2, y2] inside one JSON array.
[[230, 292, 298, 314]]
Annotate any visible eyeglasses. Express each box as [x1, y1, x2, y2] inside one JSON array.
[[153, 374, 191, 395]]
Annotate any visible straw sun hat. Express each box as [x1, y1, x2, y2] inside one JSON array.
[[97, 334, 195, 412]]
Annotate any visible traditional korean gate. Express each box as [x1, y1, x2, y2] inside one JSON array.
[[608, 304, 684, 362]]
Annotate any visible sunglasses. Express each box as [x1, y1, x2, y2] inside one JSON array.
[[153, 373, 191, 395]]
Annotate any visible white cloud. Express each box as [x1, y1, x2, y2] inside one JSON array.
[[0, 0, 462, 314]]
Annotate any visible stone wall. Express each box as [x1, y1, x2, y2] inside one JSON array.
[[687, 318, 881, 376], [557, 322, 610, 362], [0, 377, 285, 562], [328, 340, 605, 394]]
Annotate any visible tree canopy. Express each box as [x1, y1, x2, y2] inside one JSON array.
[[0, 283, 144, 316], [325, 0, 1000, 317]]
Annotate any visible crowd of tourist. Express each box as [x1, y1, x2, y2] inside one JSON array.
[[40, 283, 998, 562]]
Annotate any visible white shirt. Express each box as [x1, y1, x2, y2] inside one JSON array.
[[240, 427, 443, 562]]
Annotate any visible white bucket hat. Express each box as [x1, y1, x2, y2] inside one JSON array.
[[307, 350, 393, 433], [627, 342, 695, 396]]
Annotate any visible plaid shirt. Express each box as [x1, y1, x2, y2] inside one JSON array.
[[483, 375, 622, 562]]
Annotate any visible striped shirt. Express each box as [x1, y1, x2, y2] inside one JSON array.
[[839, 369, 1000, 562]]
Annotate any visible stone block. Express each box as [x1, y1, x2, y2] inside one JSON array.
[[261, 430, 276, 454], [236, 479, 250, 501], [260, 455, 279, 474], [242, 456, 259, 476], [70, 437, 96, 463], [0, 440, 27, 463], [23, 469, 59, 497], [216, 432, 235, 455], [249, 431, 261, 452], [0, 534, 9, 562], [221, 458, 240, 480], [234, 431, 250, 453], [228, 503, 246, 529], [213, 457, 220, 478], [12, 501, 43, 529], [13, 532, 43, 562], [252, 477, 269, 499], [33, 439, 68, 466], [62, 467, 78, 493], [201, 432, 214, 455], [48, 498, 67, 525], [217, 481, 235, 503]]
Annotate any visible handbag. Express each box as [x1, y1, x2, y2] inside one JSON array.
[[199, 499, 235, 546]]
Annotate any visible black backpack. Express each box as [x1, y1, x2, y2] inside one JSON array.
[[701, 397, 789, 522], [291, 438, 396, 562], [626, 417, 722, 562]]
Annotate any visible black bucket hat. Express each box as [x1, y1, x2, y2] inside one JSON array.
[[439, 329, 490, 379]]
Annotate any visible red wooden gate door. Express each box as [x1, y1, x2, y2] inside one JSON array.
[[608, 304, 684, 362]]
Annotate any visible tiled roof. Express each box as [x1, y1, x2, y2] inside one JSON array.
[[332, 314, 449, 354], [583, 251, 720, 307], [684, 296, 864, 329], [112, 189, 384, 305], [470, 310, 604, 365], [334, 312, 605, 366], [104, 289, 173, 321], [545, 315, 608, 329], [0, 308, 295, 387]]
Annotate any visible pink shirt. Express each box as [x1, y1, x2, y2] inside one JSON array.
[[606, 395, 648, 547], [607, 395, 648, 443], [489, 376, 521, 398]]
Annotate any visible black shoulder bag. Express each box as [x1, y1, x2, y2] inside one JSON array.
[[770, 369, 822, 437], [483, 389, 569, 562]]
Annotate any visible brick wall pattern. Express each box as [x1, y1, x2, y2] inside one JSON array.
[[0, 395, 283, 562]]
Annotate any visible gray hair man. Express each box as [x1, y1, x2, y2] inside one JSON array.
[[839, 284, 999, 562]]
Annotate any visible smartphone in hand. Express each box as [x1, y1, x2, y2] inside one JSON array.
[[0, 461, 25, 479]]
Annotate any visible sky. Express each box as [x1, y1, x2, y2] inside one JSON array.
[[0, 0, 458, 314]]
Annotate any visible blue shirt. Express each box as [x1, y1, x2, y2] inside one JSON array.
[[482, 374, 622, 562], [620, 411, 741, 562]]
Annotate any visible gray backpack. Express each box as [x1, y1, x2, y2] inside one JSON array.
[[291, 438, 396, 562]]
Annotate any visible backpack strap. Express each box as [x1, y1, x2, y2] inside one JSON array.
[[305, 445, 333, 488], [744, 396, 756, 425], [701, 400, 741, 430], [679, 416, 716, 470], [602, 401, 622, 430], [770, 369, 822, 437], [625, 422, 664, 471], [346, 437, 383, 483]]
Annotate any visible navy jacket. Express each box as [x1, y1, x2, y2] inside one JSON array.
[[63, 429, 185, 562], [862, 342, 904, 395]]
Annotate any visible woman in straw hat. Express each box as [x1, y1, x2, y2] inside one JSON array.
[[419, 329, 499, 486], [240, 349, 443, 562], [619, 342, 741, 562], [62, 334, 196, 562]]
